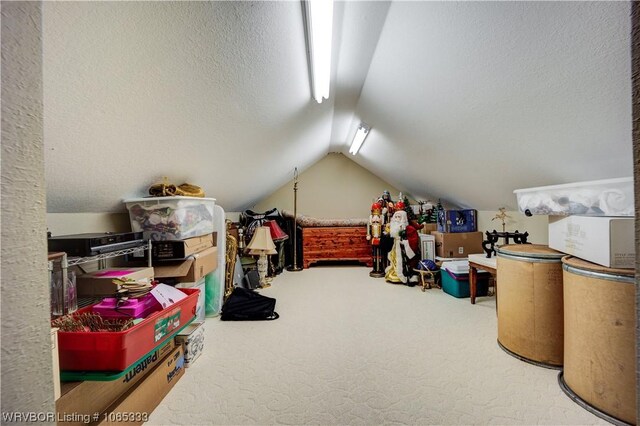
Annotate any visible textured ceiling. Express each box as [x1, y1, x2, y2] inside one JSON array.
[[43, 1, 632, 213], [350, 1, 632, 210]]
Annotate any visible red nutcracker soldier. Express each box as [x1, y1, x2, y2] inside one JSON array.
[[377, 190, 395, 273], [366, 202, 385, 277]]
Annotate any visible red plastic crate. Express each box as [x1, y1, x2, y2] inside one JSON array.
[[57, 288, 199, 371]]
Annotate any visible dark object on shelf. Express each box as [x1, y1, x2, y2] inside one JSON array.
[[220, 287, 279, 321], [151, 234, 213, 260], [482, 230, 530, 258], [48, 232, 145, 257]]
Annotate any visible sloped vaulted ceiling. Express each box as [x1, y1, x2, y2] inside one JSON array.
[[350, 1, 632, 210], [44, 1, 333, 213], [43, 1, 632, 213]]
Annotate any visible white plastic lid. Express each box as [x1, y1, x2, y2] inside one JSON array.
[[513, 177, 632, 194], [441, 260, 469, 274]]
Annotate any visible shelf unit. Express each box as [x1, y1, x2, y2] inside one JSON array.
[[67, 242, 152, 268], [49, 241, 152, 314]]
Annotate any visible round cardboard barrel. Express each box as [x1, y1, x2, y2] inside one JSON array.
[[496, 244, 565, 367], [560, 256, 635, 425]]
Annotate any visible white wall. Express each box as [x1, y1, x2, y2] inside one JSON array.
[[1, 2, 55, 415], [250, 153, 431, 219], [47, 213, 131, 236], [477, 210, 548, 245], [250, 154, 549, 243]]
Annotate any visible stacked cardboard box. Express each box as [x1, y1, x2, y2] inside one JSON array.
[[430, 231, 483, 259], [153, 234, 217, 282], [428, 207, 482, 259], [56, 340, 176, 425], [437, 208, 478, 233], [153, 233, 217, 322], [175, 322, 205, 367], [97, 345, 186, 426], [548, 216, 634, 269], [76, 267, 154, 298]]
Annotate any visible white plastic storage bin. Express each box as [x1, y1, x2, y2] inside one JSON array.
[[514, 177, 634, 216], [124, 196, 216, 241]]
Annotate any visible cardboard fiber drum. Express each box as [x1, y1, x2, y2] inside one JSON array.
[[496, 244, 564, 368], [560, 256, 635, 425]]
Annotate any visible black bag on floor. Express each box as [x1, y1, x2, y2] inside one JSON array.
[[220, 287, 279, 321]]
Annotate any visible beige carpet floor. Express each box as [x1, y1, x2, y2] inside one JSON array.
[[148, 266, 605, 425]]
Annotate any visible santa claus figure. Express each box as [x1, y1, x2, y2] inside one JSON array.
[[385, 202, 420, 285]]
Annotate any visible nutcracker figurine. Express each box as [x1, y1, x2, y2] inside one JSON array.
[[367, 202, 386, 277]]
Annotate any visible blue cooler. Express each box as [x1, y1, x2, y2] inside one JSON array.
[[442, 268, 489, 298]]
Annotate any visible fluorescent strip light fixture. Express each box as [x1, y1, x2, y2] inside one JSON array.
[[349, 122, 371, 155], [304, 0, 333, 103]]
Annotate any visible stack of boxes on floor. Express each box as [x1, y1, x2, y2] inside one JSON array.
[[541, 181, 634, 425], [151, 233, 216, 368], [55, 196, 218, 425], [500, 178, 635, 425], [429, 208, 487, 298], [152, 233, 217, 323]]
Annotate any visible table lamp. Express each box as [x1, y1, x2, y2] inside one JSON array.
[[264, 220, 288, 242], [264, 220, 289, 276], [246, 226, 277, 288]]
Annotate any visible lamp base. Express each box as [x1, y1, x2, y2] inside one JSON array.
[[286, 265, 303, 272], [261, 277, 273, 288]]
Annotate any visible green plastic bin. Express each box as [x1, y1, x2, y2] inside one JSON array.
[[441, 268, 489, 298]]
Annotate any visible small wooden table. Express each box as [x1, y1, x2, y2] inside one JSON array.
[[468, 253, 497, 304], [413, 269, 440, 292]]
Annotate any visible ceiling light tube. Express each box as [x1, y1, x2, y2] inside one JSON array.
[[304, 0, 333, 103], [349, 122, 371, 155]]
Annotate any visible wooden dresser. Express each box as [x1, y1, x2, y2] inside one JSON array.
[[301, 226, 372, 269]]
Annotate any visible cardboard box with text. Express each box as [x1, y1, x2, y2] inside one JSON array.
[[56, 339, 176, 425], [548, 215, 634, 268], [96, 345, 185, 426]]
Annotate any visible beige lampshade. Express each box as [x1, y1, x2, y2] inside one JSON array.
[[246, 226, 277, 255]]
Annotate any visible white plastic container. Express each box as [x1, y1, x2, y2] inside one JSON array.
[[124, 196, 216, 241], [514, 177, 634, 216]]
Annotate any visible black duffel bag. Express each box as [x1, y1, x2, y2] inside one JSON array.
[[220, 287, 279, 321]]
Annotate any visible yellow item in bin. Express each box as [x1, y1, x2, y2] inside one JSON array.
[[175, 183, 205, 198], [149, 177, 205, 198]]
